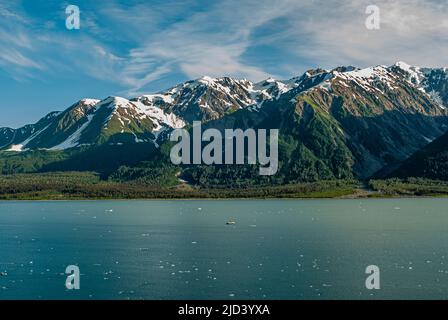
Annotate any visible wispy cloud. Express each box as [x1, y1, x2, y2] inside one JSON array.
[[97, 0, 298, 94], [0, 49, 43, 69], [0, 2, 29, 24], [0, 0, 447, 98], [55, 0, 294, 92], [281, 0, 448, 69]]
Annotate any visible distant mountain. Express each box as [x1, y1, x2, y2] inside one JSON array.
[[0, 76, 300, 151], [1, 62, 448, 183], [1, 97, 184, 151], [134, 76, 298, 123]]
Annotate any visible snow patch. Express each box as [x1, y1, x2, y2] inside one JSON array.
[[5, 124, 51, 152], [49, 115, 94, 150]]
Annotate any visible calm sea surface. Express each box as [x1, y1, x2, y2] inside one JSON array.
[[1, 199, 448, 300]]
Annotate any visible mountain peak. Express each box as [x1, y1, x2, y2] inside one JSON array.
[[97, 96, 131, 109], [304, 68, 329, 77], [79, 98, 101, 106], [331, 66, 358, 73], [198, 75, 217, 84], [394, 61, 421, 73]]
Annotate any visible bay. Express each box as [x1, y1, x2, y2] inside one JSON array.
[[0, 199, 447, 300]]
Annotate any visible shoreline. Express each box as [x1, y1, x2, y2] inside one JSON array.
[[2, 174, 448, 201], [1, 193, 448, 201]]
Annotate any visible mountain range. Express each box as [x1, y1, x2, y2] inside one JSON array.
[[1, 61, 448, 185]]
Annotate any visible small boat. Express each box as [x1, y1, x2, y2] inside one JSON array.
[[226, 220, 236, 225], [0, 272, 7, 277]]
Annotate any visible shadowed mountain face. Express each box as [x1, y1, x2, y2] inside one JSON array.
[[389, 131, 448, 180], [1, 62, 448, 182], [0, 128, 15, 148]]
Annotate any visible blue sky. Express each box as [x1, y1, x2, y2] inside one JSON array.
[[1, 0, 447, 127]]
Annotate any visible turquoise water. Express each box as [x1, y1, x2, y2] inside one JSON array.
[[1, 199, 448, 300]]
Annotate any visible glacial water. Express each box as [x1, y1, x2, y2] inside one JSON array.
[[1, 199, 448, 300]]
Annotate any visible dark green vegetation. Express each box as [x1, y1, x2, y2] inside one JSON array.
[[0, 143, 157, 175], [0, 172, 358, 200], [2, 167, 448, 200], [369, 178, 448, 197], [0, 149, 68, 174]]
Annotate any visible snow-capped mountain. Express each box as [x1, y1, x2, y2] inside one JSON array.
[[133, 76, 298, 122], [2, 97, 185, 151], [0, 75, 300, 151], [1, 61, 447, 160], [195, 62, 448, 181], [392, 61, 448, 108], [287, 61, 448, 111], [288, 62, 448, 178]]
